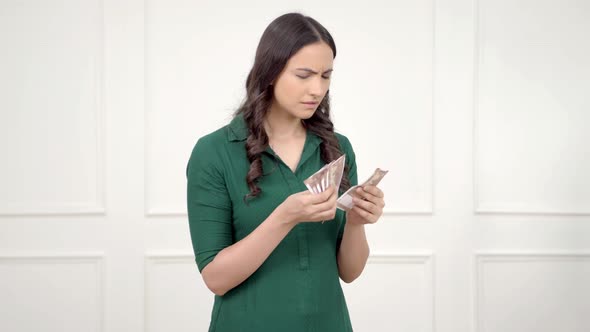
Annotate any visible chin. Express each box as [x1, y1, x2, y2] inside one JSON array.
[[299, 108, 318, 119], [299, 112, 316, 120]]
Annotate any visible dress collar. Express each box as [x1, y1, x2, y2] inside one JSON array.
[[227, 113, 323, 170], [227, 113, 321, 147]]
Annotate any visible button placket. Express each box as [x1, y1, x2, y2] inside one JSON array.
[[284, 168, 311, 271], [265, 138, 320, 272], [271, 154, 312, 271]]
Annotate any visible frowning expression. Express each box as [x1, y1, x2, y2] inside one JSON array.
[[270, 41, 334, 119]]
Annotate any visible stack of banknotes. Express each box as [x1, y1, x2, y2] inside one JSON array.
[[303, 154, 388, 215], [303, 154, 346, 195]]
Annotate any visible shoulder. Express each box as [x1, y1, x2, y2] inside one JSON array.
[[192, 126, 228, 152], [334, 131, 356, 171], [187, 125, 230, 171], [334, 132, 355, 154]]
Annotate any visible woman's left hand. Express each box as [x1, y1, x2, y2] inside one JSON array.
[[346, 185, 385, 225]]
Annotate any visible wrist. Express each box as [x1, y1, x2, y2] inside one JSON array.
[[346, 221, 365, 229], [273, 205, 297, 228], [345, 213, 366, 227]]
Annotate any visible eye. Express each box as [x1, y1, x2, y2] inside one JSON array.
[[296, 75, 331, 80]]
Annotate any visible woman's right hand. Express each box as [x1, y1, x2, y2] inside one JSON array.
[[277, 186, 338, 226]]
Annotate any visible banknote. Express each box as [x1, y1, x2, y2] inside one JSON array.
[[303, 154, 346, 194], [303, 166, 329, 194], [303, 155, 347, 223], [327, 154, 346, 192], [336, 168, 388, 212]]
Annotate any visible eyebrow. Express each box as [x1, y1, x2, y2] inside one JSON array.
[[295, 68, 333, 74]]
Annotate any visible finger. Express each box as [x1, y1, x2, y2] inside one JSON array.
[[319, 208, 337, 221], [351, 206, 376, 223], [352, 196, 378, 214], [329, 188, 338, 202], [309, 186, 334, 203], [361, 185, 384, 198], [371, 187, 384, 199], [355, 187, 377, 202], [320, 186, 336, 202], [356, 189, 386, 209], [310, 201, 336, 221], [312, 192, 337, 212]]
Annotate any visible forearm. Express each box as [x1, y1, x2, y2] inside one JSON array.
[[201, 209, 295, 296], [337, 217, 370, 283]]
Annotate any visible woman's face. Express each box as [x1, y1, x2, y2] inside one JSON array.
[[270, 41, 334, 120]]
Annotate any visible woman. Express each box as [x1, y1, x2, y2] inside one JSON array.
[[186, 12, 385, 332]]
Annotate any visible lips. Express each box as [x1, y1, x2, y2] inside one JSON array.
[[302, 101, 318, 105]]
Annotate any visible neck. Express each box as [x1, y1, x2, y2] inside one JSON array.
[[264, 107, 306, 140]]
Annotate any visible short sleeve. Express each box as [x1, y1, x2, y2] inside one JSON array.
[[186, 138, 233, 273], [336, 135, 358, 254]]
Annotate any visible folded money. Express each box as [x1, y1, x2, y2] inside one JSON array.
[[303, 154, 346, 194], [336, 168, 388, 212], [329, 155, 346, 194], [303, 155, 346, 224]]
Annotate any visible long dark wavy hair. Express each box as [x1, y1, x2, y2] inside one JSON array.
[[235, 12, 351, 202]]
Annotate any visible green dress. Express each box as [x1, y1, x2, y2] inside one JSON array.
[[186, 114, 358, 332]]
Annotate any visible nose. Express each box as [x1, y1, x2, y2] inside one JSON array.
[[308, 76, 325, 98]]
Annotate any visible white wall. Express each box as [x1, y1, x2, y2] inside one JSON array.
[[1, 0, 589, 331]]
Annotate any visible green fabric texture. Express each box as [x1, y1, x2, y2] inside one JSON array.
[[186, 113, 358, 331]]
